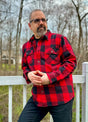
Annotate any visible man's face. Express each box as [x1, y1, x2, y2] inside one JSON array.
[[28, 11, 47, 39]]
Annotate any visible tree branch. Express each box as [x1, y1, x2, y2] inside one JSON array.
[[71, 0, 77, 8], [81, 12, 88, 21], [0, 16, 7, 24]]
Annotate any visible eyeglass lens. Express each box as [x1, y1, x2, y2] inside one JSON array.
[[30, 18, 48, 23]]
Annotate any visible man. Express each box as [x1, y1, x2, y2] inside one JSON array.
[[18, 9, 76, 122]]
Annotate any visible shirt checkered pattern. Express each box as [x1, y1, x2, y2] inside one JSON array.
[[22, 30, 77, 107]]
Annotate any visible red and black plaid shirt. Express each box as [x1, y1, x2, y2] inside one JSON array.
[[22, 30, 77, 107]]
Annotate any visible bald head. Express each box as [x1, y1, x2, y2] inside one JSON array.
[[29, 9, 45, 22]]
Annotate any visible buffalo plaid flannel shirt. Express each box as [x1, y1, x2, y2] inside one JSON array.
[[22, 30, 77, 107]]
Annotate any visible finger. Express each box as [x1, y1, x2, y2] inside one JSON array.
[[33, 71, 39, 75], [37, 70, 44, 76], [32, 80, 42, 86], [33, 75, 42, 81]]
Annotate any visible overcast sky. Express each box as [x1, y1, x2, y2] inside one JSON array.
[[55, 0, 88, 5], [55, 0, 70, 4]]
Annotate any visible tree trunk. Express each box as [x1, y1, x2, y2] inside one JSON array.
[[15, 0, 24, 75], [8, 32, 12, 68], [78, 20, 82, 53], [0, 37, 2, 69], [85, 18, 88, 51]]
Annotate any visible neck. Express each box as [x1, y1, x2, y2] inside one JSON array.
[[35, 35, 41, 39]]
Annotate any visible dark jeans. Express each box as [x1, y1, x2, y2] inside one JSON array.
[[18, 97, 73, 122]]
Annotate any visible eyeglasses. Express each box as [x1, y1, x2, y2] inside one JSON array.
[[30, 18, 48, 23]]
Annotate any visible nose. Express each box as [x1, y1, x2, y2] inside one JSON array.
[[39, 19, 43, 24]]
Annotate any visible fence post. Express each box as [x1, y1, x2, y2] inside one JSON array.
[[82, 62, 88, 122], [76, 84, 80, 122], [23, 85, 27, 108], [8, 85, 12, 122]]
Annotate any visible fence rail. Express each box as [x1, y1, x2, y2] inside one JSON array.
[[0, 62, 88, 122]]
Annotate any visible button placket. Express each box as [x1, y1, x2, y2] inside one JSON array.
[[36, 45, 41, 64]]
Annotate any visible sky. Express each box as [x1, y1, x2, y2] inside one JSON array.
[[55, 0, 88, 5], [55, 0, 70, 4]]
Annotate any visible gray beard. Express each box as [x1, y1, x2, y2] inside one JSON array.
[[37, 29, 46, 37], [37, 25, 46, 37]]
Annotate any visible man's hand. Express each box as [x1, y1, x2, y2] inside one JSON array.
[[27, 71, 42, 85], [27, 70, 50, 86]]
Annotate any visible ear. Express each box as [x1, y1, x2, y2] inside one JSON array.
[[28, 23, 32, 30]]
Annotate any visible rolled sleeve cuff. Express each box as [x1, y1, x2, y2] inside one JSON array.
[[47, 72, 57, 84], [23, 71, 31, 84]]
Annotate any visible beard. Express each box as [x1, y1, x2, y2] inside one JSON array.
[[37, 24, 46, 37]]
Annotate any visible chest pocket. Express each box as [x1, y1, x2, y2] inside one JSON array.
[[45, 48, 59, 64], [46, 49, 57, 59]]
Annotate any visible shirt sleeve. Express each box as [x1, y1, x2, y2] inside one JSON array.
[[22, 44, 31, 84], [46, 36, 77, 84]]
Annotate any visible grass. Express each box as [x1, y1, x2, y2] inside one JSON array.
[[0, 114, 4, 122], [1, 64, 22, 72]]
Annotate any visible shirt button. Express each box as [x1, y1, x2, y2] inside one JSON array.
[[41, 90, 44, 93], [38, 60, 40, 63], [51, 50, 53, 53]]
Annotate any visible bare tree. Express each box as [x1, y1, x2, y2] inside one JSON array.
[[71, 0, 88, 73], [15, 0, 24, 75], [71, 0, 88, 53]]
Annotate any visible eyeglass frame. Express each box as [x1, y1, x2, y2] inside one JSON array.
[[30, 18, 48, 24]]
